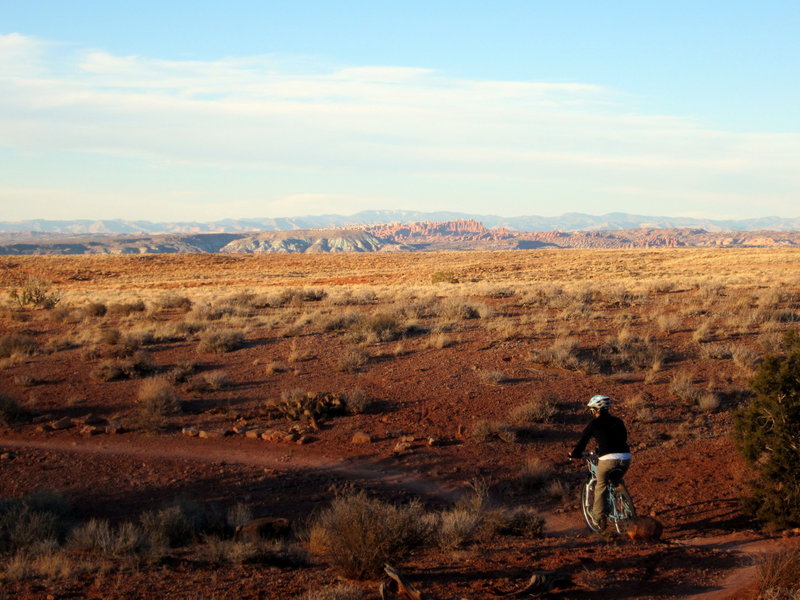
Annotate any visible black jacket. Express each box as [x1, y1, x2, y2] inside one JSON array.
[[570, 411, 630, 458]]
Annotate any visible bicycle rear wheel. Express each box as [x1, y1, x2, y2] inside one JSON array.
[[611, 485, 637, 534], [581, 479, 601, 532]]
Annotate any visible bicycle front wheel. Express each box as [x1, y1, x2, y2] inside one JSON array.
[[581, 480, 601, 533]]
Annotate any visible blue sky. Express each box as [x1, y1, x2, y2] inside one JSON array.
[[1, 1, 798, 221]]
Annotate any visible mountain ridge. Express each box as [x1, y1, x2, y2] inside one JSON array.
[[3, 211, 800, 234]]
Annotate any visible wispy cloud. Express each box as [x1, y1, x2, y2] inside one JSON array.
[[0, 33, 798, 219]]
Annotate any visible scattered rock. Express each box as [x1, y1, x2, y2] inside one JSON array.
[[455, 424, 468, 441], [352, 431, 373, 444], [427, 436, 443, 446], [399, 434, 416, 443], [199, 429, 228, 439], [36, 424, 54, 433], [105, 423, 124, 435], [234, 517, 291, 542], [50, 417, 73, 430], [245, 429, 262, 439], [625, 516, 664, 542], [182, 426, 199, 437], [261, 430, 283, 442], [232, 424, 249, 435], [296, 435, 315, 445], [283, 432, 300, 443], [393, 441, 412, 455], [0, 452, 15, 460], [80, 425, 103, 436]]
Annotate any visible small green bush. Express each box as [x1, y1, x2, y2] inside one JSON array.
[[9, 276, 60, 309], [733, 330, 800, 528]]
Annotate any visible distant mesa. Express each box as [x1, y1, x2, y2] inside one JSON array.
[[0, 213, 799, 255]]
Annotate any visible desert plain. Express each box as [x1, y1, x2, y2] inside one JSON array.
[[1, 248, 800, 599]]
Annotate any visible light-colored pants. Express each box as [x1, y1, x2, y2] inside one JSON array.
[[592, 459, 631, 525]]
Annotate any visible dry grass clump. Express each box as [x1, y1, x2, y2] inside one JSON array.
[[338, 347, 369, 373], [510, 394, 558, 425], [692, 320, 716, 343], [669, 372, 702, 405], [655, 313, 682, 334], [485, 506, 545, 537], [477, 369, 509, 385], [626, 392, 656, 423], [67, 519, 150, 558], [304, 583, 364, 600], [155, 293, 193, 312], [91, 351, 158, 381], [0, 491, 70, 555], [8, 276, 61, 309], [757, 548, 800, 599], [345, 388, 372, 415], [135, 378, 181, 428], [307, 491, 429, 579], [437, 297, 488, 321], [203, 370, 231, 391], [469, 420, 517, 443], [519, 457, 555, 492], [330, 289, 377, 306], [700, 343, 734, 359], [435, 508, 482, 550], [732, 346, 760, 371], [0, 334, 38, 359], [424, 332, 452, 349], [0, 393, 27, 427], [202, 536, 308, 567], [166, 359, 197, 384], [530, 337, 584, 371], [196, 328, 245, 354], [697, 391, 721, 412], [107, 300, 146, 316]]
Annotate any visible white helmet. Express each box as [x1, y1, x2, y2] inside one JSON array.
[[587, 395, 611, 410]]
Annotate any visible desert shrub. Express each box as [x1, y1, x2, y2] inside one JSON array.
[[670, 372, 702, 405], [0, 491, 70, 554], [166, 359, 197, 384], [107, 300, 146, 316], [656, 313, 681, 334], [139, 501, 221, 548], [733, 331, 800, 528], [202, 536, 307, 567], [431, 271, 458, 284], [345, 388, 372, 415], [92, 360, 128, 382], [477, 369, 508, 385], [196, 328, 244, 354], [697, 391, 721, 412], [510, 394, 558, 425], [68, 519, 150, 557], [436, 508, 481, 550], [530, 337, 583, 371], [156, 293, 192, 312], [486, 506, 545, 537], [265, 390, 347, 422], [700, 343, 734, 359], [304, 583, 364, 600], [9, 276, 60, 309], [424, 332, 452, 349], [519, 457, 554, 493], [226, 503, 253, 530], [82, 302, 107, 317], [135, 378, 181, 428], [0, 393, 26, 426], [692, 320, 716, 343], [437, 298, 484, 320], [757, 548, 800, 599], [732, 346, 760, 371], [0, 334, 38, 358], [306, 491, 429, 579], [469, 420, 516, 443], [338, 347, 369, 373], [203, 370, 231, 391]]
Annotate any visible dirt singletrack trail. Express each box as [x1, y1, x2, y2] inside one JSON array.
[[0, 433, 465, 502], [3, 433, 795, 599]]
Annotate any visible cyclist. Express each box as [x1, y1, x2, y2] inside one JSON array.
[[568, 395, 631, 532]]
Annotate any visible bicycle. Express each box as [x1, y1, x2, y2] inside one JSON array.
[[580, 451, 636, 534]]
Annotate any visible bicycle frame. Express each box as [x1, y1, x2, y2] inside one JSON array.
[[581, 452, 636, 534]]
